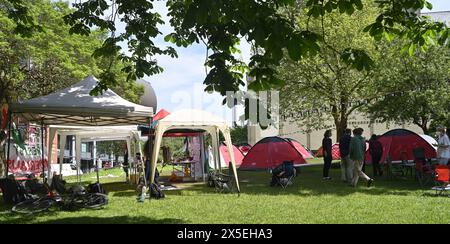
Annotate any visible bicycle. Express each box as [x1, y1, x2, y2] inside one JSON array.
[[12, 192, 108, 214]]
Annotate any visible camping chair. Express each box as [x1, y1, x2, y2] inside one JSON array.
[[431, 165, 450, 196], [271, 161, 296, 189], [413, 148, 433, 186], [211, 164, 235, 193], [386, 155, 405, 179]]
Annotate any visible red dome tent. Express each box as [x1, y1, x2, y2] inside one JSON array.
[[285, 138, 314, 159], [316, 142, 370, 160], [237, 143, 252, 155], [365, 129, 437, 164], [240, 137, 308, 170], [315, 143, 341, 160], [220, 143, 244, 167]]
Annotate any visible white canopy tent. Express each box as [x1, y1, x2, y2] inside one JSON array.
[[6, 75, 154, 178], [48, 125, 142, 180], [149, 109, 240, 193], [10, 75, 154, 126]]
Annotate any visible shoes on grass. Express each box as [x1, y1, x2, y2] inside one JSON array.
[[367, 179, 374, 188]]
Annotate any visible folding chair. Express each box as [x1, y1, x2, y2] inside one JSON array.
[[413, 148, 433, 186], [431, 165, 450, 196], [386, 155, 405, 179], [211, 165, 235, 193], [271, 161, 296, 188]]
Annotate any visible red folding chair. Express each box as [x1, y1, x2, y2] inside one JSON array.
[[431, 165, 450, 196]]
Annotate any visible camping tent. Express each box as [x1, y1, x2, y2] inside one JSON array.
[[10, 76, 154, 126], [149, 109, 240, 193], [6, 75, 154, 179], [420, 134, 438, 150], [208, 143, 245, 168], [49, 125, 141, 178], [237, 143, 251, 155], [364, 129, 437, 164], [285, 138, 314, 159], [219, 143, 244, 167], [315, 143, 341, 160], [316, 142, 370, 160], [240, 136, 308, 170]]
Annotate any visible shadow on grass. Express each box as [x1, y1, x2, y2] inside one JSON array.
[[165, 165, 434, 198], [0, 214, 184, 224], [0, 197, 184, 224]]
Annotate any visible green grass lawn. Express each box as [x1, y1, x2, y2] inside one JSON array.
[[1, 162, 449, 224]]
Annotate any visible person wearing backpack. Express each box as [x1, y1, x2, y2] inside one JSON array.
[[369, 134, 383, 177]]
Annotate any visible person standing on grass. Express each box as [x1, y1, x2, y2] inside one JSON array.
[[369, 134, 383, 177], [339, 128, 353, 182], [322, 130, 333, 180], [350, 128, 374, 187], [435, 127, 450, 165]]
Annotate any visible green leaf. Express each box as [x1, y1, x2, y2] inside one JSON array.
[[408, 43, 416, 56]]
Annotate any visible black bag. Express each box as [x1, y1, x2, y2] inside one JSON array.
[[50, 176, 66, 194], [207, 172, 215, 187], [0, 178, 32, 204], [149, 183, 165, 199], [24, 179, 47, 195], [87, 182, 106, 194]]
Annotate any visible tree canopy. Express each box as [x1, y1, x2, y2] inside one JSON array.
[[0, 0, 144, 104], [367, 44, 450, 134], [2, 0, 445, 97], [279, 0, 381, 141]]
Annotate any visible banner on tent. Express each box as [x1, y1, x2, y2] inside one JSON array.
[[6, 144, 48, 175]]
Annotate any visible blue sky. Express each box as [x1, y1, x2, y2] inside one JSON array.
[[424, 0, 450, 12], [62, 0, 449, 122]]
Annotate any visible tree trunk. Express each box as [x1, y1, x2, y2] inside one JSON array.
[[420, 118, 429, 135], [335, 117, 348, 143], [414, 117, 429, 135]]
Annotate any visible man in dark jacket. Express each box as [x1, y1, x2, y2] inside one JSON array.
[[369, 134, 383, 177], [322, 130, 333, 180], [339, 129, 353, 182]]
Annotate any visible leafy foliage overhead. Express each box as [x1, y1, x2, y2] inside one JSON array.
[[367, 44, 450, 134], [2, 0, 449, 98], [0, 0, 144, 104], [279, 1, 380, 140]]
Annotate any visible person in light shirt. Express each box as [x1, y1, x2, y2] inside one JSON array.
[[434, 127, 450, 165]]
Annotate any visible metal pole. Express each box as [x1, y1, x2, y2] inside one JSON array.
[[94, 140, 99, 183], [41, 119, 45, 182], [148, 117, 153, 184], [5, 112, 12, 177]]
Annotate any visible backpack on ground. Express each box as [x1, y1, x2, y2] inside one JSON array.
[[0, 178, 33, 204], [50, 175, 66, 194], [24, 179, 47, 195], [149, 183, 165, 199]]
